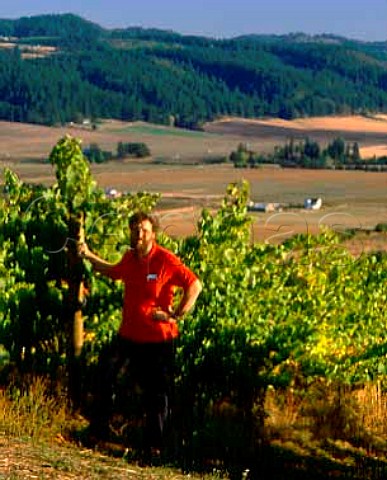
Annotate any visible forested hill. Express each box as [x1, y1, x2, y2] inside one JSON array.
[[1, 13, 387, 128]]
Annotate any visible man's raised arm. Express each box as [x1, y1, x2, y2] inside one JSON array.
[[78, 242, 116, 276]]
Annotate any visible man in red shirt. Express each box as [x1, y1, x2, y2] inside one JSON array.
[[79, 211, 202, 457]]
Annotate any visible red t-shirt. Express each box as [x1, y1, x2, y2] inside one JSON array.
[[107, 243, 198, 343]]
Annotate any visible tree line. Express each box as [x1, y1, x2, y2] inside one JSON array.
[[0, 14, 387, 128], [83, 141, 151, 163], [230, 138, 387, 170]]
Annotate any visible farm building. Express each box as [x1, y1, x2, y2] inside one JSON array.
[[304, 197, 322, 210]]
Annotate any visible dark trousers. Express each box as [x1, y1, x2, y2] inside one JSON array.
[[91, 336, 175, 449]]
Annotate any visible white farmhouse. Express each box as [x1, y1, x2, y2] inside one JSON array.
[[304, 198, 322, 210]]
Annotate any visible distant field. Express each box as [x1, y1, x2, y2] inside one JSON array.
[[0, 116, 386, 249], [205, 115, 387, 158], [2, 114, 387, 164], [106, 123, 211, 138]]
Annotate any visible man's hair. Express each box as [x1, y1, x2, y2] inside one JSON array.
[[129, 211, 159, 232]]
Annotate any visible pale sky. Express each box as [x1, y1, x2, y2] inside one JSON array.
[[1, 0, 387, 42]]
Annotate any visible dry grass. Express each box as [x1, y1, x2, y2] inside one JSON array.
[[261, 382, 387, 479], [0, 377, 222, 479], [3, 377, 387, 478], [0, 376, 70, 441], [265, 381, 387, 450]]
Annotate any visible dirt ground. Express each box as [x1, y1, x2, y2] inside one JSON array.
[[0, 116, 386, 249], [0, 434, 196, 479]]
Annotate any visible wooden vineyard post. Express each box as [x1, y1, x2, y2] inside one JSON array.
[[67, 211, 85, 410]]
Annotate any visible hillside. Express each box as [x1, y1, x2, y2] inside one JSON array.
[[205, 114, 387, 156], [2, 114, 387, 165], [1, 14, 387, 128]]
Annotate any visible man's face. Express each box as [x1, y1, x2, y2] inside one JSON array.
[[130, 219, 155, 256]]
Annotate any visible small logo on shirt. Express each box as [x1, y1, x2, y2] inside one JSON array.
[[147, 273, 158, 281]]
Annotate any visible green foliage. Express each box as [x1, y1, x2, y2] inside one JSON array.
[[49, 135, 95, 211], [1, 13, 104, 43], [116, 142, 151, 158], [229, 143, 250, 168], [0, 137, 159, 373], [375, 223, 387, 232], [0, 139, 387, 461], [2, 14, 387, 127], [176, 209, 387, 427], [327, 137, 345, 161], [229, 136, 387, 170], [1, 163, 387, 389], [0, 171, 68, 370], [83, 143, 113, 164]]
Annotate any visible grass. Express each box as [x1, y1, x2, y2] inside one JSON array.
[[0, 376, 223, 479], [0, 375, 69, 440], [2, 376, 387, 478], [261, 381, 387, 479]]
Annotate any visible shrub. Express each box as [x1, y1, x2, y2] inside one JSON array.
[[375, 223, 387, 232], [117, 142, 151, 158]]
